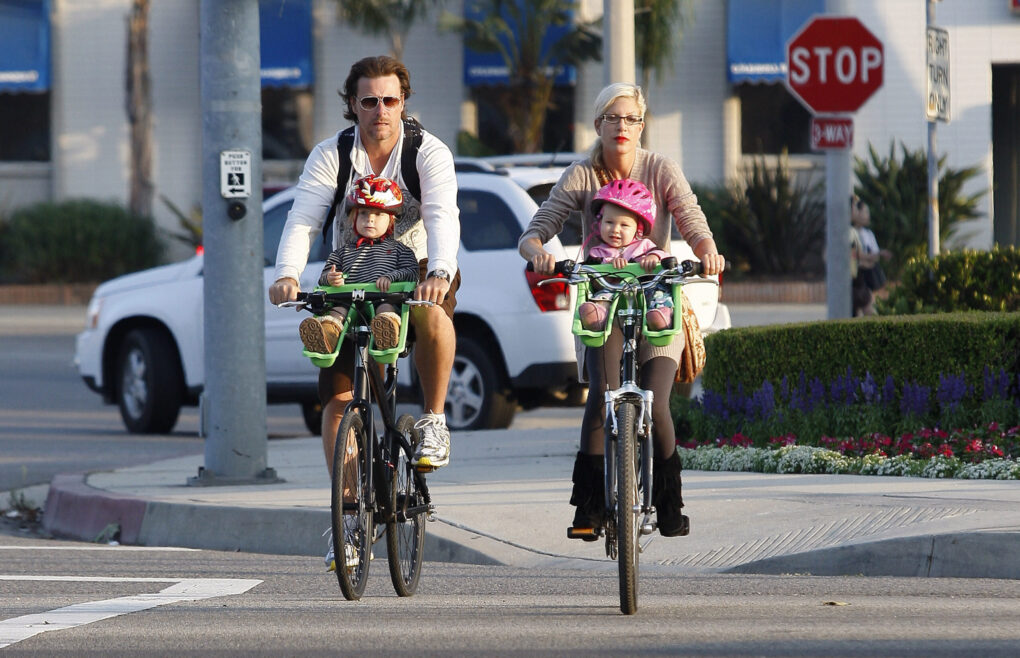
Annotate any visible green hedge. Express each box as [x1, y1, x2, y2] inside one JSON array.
[[0, 199, 164, 284], [879, 246, 1020, 314], [702, 312, 1020, 395]]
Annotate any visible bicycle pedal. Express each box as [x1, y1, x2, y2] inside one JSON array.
[[415, 464, 437, 473], [567, 526, 600, 542]]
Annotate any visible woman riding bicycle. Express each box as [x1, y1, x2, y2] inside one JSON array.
[[518, 82, 725, 540]]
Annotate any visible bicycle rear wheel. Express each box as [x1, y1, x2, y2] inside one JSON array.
[[615, 400, 640, 615], [386, 413, 426, 596], [331, 410, 373, 600]]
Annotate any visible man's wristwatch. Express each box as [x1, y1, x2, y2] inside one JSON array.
[[427, 269, 451, 282]]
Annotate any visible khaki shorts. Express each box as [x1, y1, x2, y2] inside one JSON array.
[[318, 259, 461, 402]]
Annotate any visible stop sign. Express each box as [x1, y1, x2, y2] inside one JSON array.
[[786, 16, 884, 114]]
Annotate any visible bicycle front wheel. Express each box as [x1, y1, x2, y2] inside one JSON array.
[[331, 410, 373, 601], [386, 413, 426, 597], [615, 400, 640, 615]]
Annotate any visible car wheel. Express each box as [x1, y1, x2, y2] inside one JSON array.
[[115, 328, 183, 434], [301, 400, 322, 436], [445, 335, 515, 431]]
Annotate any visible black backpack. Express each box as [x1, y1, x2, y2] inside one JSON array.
[[321, 116, 424, 243]]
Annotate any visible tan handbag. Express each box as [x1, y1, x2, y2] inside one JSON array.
[[675, 289, 706, 384]]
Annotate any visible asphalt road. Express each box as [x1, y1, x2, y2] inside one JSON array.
[[0, 332, 310, 494], [2, 531, 1020, 655]]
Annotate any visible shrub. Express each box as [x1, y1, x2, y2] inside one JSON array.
[[879, 246, 1020, 314], [0, 199, 164, 284], [708, 153, 825, 278], [701, 312, 1020, 397], [853, 141, 985, 280]]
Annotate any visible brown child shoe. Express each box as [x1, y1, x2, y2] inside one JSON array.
[[300, 317, 341, 353], [370, 311, 401, 350]]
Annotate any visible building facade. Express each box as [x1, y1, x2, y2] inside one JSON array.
[[1, 0, 1017, 255]]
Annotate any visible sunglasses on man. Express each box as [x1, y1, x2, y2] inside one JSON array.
[[356, 95, 403, 111]]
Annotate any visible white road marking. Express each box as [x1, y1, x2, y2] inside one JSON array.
[[0, 575, 262, 648], [0, 545, 199, 551]]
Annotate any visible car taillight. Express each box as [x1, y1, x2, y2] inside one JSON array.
[[525, 269, 569, 312], [716, 269, 723, 300], [195, 244, 204, 256]]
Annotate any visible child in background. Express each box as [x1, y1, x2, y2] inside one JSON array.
[[298, 175, 420, 353], [578, 179, 674, 332]]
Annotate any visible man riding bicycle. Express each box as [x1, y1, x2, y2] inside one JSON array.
[[268, 55, 461, 569]]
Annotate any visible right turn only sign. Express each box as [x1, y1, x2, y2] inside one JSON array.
[[926, 26, 950, 122]]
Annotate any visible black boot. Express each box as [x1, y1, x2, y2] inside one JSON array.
[[568, 452, 605, 542], [653, 449, 690, 537]]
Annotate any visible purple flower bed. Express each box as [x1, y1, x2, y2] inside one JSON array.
[[675, 366, 1020, 465]]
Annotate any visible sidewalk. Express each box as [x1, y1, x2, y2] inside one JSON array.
[[24, 302, 1020, 578], [42, 409, 1020, 579]]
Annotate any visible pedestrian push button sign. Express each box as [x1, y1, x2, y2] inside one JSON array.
[[220, 150, 252, 199]]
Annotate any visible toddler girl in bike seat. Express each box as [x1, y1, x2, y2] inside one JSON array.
[[298, 175, 420, 354], [578, 179, 674, 332]]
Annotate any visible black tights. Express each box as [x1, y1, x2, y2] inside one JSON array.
[[580, 330, 678, 460]]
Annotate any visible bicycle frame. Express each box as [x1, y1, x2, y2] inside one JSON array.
[[538, 259, 705, 543], [287, 287, 433, 522], [536, 257, 707, 613]]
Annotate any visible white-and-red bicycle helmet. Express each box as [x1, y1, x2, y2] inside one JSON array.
[[347, 175, 403, 215], [591, 178, 657, 235]]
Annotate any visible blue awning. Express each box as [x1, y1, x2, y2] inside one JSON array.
[[463, 2, 576, 87], [727, 0, 824, 84], [259, 0, 313, 88], [0, 0, 51, 93]]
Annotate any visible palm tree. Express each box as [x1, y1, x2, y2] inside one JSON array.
[[634, 0, 693, 143], [335, 0, 443, 61], [443, 0, 600, 153], [635, 0, 692, 93]]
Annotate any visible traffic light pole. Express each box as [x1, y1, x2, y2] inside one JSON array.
[[190, 0, 278, 486]]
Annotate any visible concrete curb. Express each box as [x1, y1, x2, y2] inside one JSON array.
[[727, 532, 1020, 579], [43, 474, 147, 544], [42, 474, 503, 566]]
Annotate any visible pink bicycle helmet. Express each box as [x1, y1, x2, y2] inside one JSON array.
[[347, 175, 403, 215], [591, 179, 657, 235]]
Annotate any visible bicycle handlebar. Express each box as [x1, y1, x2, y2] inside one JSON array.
[[278, 288, 434, 314], [527, 258, 705, 292]]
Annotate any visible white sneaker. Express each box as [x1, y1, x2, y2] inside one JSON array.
[[323, 527, 336, 572], [412, 413, 451, 471], [323, 519, 360, 572], [342, 516, 360, 570]]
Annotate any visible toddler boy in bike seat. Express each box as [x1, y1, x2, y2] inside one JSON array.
[[298, 175, 420, 354], [578, 179, 673, 332]]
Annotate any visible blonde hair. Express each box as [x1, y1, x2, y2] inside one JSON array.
[[590, 83, 647, 170]]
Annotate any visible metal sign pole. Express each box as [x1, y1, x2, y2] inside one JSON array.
[[826, 148, 852, 319], [192, 0, 277, 486], [926, 0, 945, 257]]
